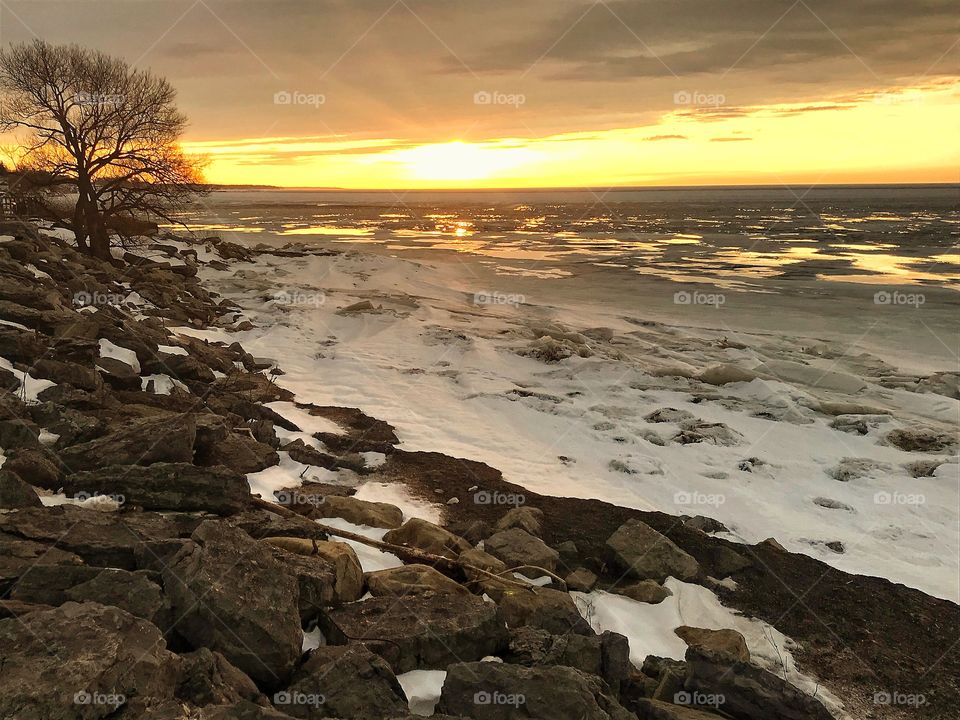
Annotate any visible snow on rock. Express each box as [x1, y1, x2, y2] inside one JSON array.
[[572, 580, 843, 713], [0, 356, 56, 402], [397, 670, 447, 716], [265, 401, 345, 435], [98, 338, 141, 374], [317, 516, 402, 573], [353, 481, 441, 524]]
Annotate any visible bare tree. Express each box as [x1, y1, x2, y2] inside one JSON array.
[[0, 39, 206, 258]]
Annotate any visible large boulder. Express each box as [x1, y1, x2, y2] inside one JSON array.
[[65, 568, 171, 630], [612, 580, 673, 604], [436, 661, 635, 720], [382, 517, 471, 558], [0, 469, 42, 508], [684, 646, 834, 720], [0, 505, 190, 569], [0, 602, 181, 720], [675, 626, 749, 664], [263, 545, 338, 622], [606, 519, 699, 582], [320, 591, 507, 673], [163, 521, 302, 690], [498, 586, 593, 635], [484, 528, 559, 578], [279, 644, 408, 719], [58, 415, 196, 471], [198, 431, 280, 474], [62, 463, 250, 515], [493, 506, 544, 536], [176, 648, 268, 708], [505, 627, 631, 694], [365, 564, 469, 597], [262, 537, 363, 604], [314, 495, 402, 529], [0, 533, 84, 595]]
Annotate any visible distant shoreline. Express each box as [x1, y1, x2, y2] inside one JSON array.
[[210, 181, 960, 193]]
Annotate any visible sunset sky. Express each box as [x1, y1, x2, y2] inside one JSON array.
[[1, 0, 957, 188]]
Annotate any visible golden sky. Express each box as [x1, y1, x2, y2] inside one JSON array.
[[2, 0, 958, 188], [183, 82, 960, 188]]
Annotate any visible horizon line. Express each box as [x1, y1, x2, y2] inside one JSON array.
[[212, 181, 960, 193]]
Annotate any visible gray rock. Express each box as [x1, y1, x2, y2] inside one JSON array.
[[498, 586, 593, 635], [684, 646, 834, 720], [484, 528, 560, 578], [321, 591, 506, 673], [886, 426, 957, 453], [436, 661, 635, 720], [176, 648, 268, 708], [0, 469, 42, 508], [281, 644, 408, 718], [493, 506, 544, 536], [382, 517, 471, 558], [163, 521, 302, 690], [314, 495, 403, 529], [505, 628, 630, 694], [0, 602, 181, 720], [58, 414, 197, 471], [63, 463, 250, 514], [606, 519, 699, 582]]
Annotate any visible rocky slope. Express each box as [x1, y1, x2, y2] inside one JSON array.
[[0, 221, 955, 720]]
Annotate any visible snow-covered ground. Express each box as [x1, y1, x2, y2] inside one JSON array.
[[188, 242, 958, 603]]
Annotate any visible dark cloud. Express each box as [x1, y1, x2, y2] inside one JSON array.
[[645, 134, 688, 141]]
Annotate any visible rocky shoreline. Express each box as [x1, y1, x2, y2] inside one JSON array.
[[0, 221, 956, 720]]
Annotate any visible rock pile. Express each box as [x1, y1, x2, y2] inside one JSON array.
[[0, 222, 841, 719]]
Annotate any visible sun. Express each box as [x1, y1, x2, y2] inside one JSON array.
[[390, 141, 535, 183]]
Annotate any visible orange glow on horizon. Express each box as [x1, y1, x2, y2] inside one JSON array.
[[181, 82, 960, 189]]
